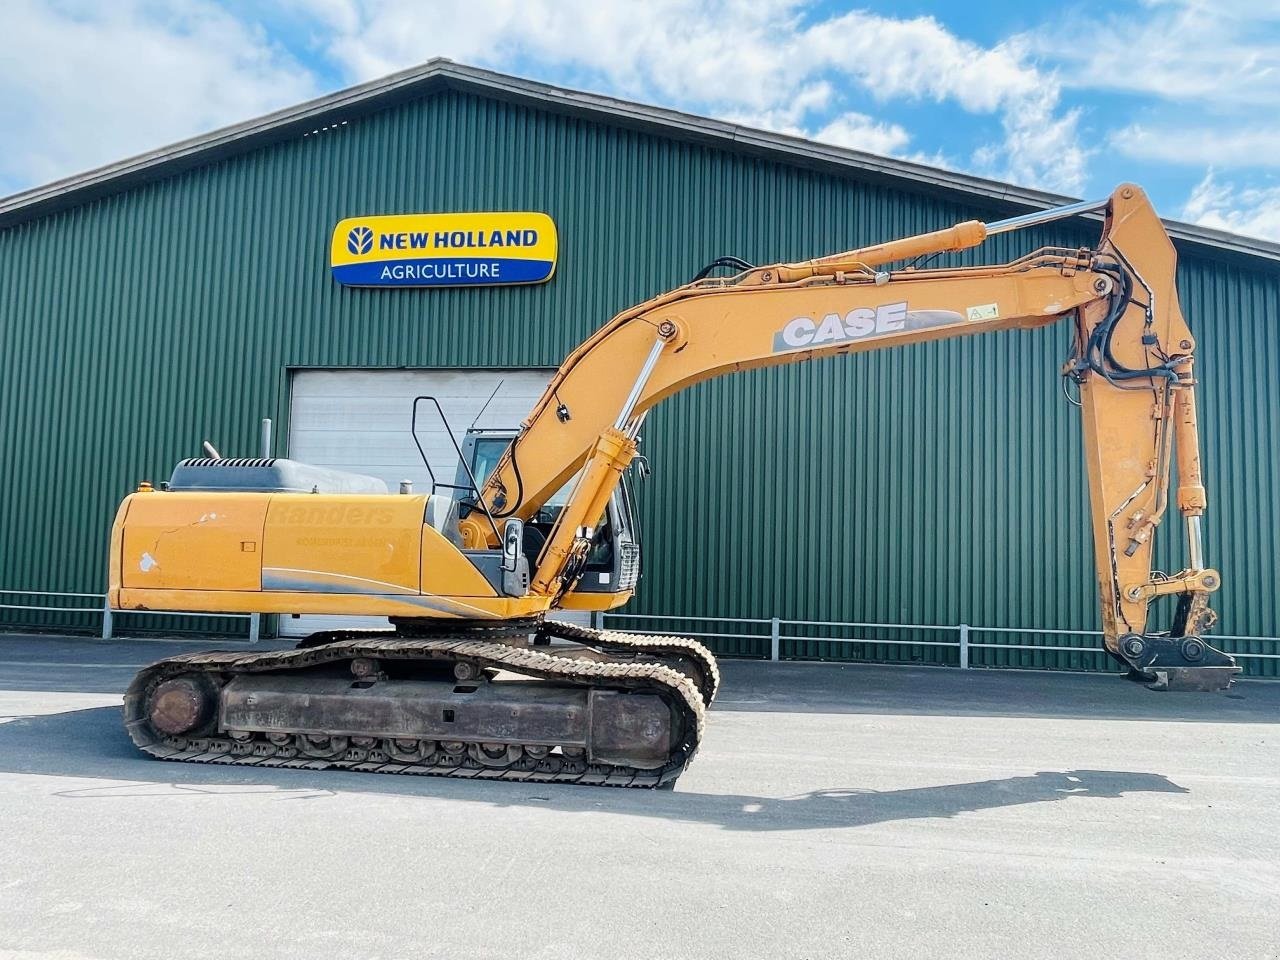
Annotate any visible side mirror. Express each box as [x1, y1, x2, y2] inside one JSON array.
[[501, 519, 524, 572], [500, 519, 529, 597]]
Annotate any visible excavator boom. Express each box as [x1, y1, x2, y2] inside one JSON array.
[[461, 184, 1233, 690]]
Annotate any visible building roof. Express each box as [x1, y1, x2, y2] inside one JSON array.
[[1, 58, 1276, 264]]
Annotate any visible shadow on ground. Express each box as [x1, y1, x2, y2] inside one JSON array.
[[0, 705, 1189, 833]]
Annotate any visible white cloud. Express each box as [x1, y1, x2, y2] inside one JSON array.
[[724, 103, 911, 157], [0, 0, 1092, 198], [1021, 0, 1280, 108], [5, 0, 1279, 221], [800, 12, 1042, 114], [813, 114, 911, 157], [1182, 171, 1280, 241], [994, 91, 1087, 193], [318, 0, 809, 110], [300, 0, 1087, 193], [0, 0, 317, 193], [719, 82, 836, 139], [1006, 0, 1280, 236], [724, 107, 956, 173], [800, 12, 1087, 191], [1017, 1, 1280, 175], [1111, 124, 1280, 168]]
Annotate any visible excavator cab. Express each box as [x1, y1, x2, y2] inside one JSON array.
[[457, 428, 642, 607]]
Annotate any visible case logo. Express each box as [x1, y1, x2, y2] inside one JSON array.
[[772, 302, 965, 352]]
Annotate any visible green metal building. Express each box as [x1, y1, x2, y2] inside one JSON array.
[[1, 60, 1276, 675]]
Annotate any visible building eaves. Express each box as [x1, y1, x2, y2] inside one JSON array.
[[1, 58, 1277, 265]]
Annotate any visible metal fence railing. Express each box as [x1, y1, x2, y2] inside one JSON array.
[[0, 590, 260, 643], [599, 612, 1280, 676], [4, 593, 1276, 675]]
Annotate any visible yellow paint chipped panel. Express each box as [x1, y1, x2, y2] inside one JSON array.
[[119, 492, 269, 591]]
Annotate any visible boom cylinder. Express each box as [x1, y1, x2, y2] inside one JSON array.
[[777, 220, 987, 281], [530, 428, 636, 595]]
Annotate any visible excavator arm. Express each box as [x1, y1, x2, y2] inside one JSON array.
[[468, 184, 1237, 691]]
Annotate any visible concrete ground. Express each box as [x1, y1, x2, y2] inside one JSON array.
[[0, 634, 1276, 960]]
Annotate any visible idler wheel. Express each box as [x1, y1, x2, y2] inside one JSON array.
[[147, 675, 217, 736]]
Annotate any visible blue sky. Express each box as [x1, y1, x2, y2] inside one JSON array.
[[4, 1, 1279, 239]]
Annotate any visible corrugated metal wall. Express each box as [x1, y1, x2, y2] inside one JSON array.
[[1, 89, 1276, 673]]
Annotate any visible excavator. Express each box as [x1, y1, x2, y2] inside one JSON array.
[[110, 183, 1239, 788]]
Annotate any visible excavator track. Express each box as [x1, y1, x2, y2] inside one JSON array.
[[299, 619, 721, 704], [539, 619, 721, 706], [123, 628, 712, 788]]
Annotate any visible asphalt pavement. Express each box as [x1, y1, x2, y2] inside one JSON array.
[[0, 633, 1276, 960]]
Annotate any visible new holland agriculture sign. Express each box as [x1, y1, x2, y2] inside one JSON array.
[[330, 212, 557, 287]]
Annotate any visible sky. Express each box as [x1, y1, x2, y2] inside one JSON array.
[[3, 0, 1279, 240]]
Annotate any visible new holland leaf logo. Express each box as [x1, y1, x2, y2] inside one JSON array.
[[347, 225, 373, 256]]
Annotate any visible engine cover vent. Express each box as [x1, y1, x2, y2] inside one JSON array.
[[168, 458, 388, 494]]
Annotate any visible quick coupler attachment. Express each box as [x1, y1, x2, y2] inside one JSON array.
[[1116, 633, 1240, 692]]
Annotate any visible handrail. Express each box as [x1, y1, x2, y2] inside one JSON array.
[[4, 594, 1274, 670], [0, 590, 260, 643], [600, 613, 1280, 672], [411, 395, 502, 544]]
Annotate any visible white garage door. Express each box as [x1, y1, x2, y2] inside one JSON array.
[[283, 367, 551, 637]]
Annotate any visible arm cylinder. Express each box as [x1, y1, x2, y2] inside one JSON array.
[[1173, 360, 1207, 517]]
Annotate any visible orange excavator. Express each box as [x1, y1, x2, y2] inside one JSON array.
[[110, 184, 1237, 788]]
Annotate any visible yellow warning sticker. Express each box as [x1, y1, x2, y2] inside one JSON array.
[[966, 303, 1000, 322]]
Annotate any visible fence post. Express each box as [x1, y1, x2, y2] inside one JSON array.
[[770, 617, 781, 662], [249, 613, 261, 645], [101, 598, 113, 641], [591, 610, 603, 630], [958, 623, 969, 669]]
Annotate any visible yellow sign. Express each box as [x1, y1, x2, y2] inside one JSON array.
[[330, 212, 557, 287]]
